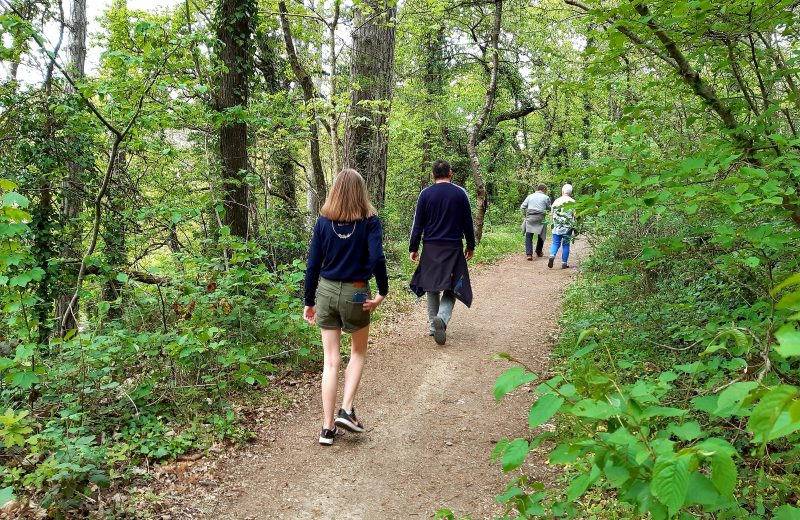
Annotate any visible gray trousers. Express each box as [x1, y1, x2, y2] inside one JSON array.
[[427, 290, 455, 332]]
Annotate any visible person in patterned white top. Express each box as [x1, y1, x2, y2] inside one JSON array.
[[548, 184, 577, 269]]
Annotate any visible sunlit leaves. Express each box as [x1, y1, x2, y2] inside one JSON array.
[[493, 366, 537, 401], [651, 456, 689, 516]]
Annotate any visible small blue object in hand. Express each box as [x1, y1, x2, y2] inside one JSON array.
[[352, 292, 368, 303]]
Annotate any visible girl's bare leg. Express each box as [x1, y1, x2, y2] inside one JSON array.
[[321, 328, 342, 429], [341, 325, 369, 413]]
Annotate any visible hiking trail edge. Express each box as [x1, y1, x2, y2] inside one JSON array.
[[168, 246, 585, 519]]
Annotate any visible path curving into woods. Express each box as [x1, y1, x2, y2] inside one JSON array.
[[166, 246, 585, 519]]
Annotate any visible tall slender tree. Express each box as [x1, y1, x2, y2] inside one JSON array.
[[215, 0, 255, 239], [343, 0, 397, 209], [55, 0, 87, 336], [467, 0, 502, 244]]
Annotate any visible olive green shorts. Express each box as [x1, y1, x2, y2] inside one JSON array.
[[315, 278, 372, 333]]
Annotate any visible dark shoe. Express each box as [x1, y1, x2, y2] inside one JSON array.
[[319, 426, 337, 446], [432, 316, 446, 345], [335, 408, 365, 433], [547, 256, 555, 268], [526, 255, 533, 261], [536, 252, 544, 257], [562, 263, 569, 269]]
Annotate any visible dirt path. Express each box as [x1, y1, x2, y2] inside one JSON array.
[[173, 247, 584, 519]]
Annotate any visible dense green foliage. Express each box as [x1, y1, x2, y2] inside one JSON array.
[[1, 0, 800, 516], [481, 0, 800, 518]]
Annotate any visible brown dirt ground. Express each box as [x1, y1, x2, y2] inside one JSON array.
[[164, 246, 585, 520]]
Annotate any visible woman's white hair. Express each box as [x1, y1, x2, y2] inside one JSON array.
[[562, 183, 573, 195]]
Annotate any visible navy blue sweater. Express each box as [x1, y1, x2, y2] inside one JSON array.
[[304, 215, 389, 306], [409, 182, 476, 252]]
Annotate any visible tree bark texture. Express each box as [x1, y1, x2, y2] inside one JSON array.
[[55, 0, 87, 337], [215, 0, 255, 239], [343, 0, 397, 209], [466, 0, 502, 245]]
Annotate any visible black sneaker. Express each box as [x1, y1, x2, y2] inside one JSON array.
[[547, 256, 555, 268], [319, 426, 337, 446], [334, 408, 365, 433], [561, 263, 569, 269], [432, 316, 446, 345]]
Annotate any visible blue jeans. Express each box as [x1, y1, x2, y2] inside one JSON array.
[[550, 233, 572, 263]]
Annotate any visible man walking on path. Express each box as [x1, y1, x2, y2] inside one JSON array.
[[409, 159, 475, 346], [548, 183, 577, 269], [520, 183, 551, 260]]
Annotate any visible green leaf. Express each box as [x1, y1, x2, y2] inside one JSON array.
[[115, 272, 129, 283], [679, 157, 704, 171], [695, 437, 738, 457], [774, 273, 800, 292], [652, 455, 690, 517], [567, 464, 600, 501], [528, 394, 564, 430], [1, 192, 28, 208], [775, 325, 800, 358], [0, 486, 14, 507], [10, 370, 39, 389], [773, 505, 800, 520], [715, 381, 758, 416], [747, 385, 798, 442], [604, 464, 631, 488], [501, 438, 529, 471], [710, 452, 736, 497], [491, 438, 510, 461], [684, 473, 722, 506], [571, 342, 598, 359], [493, 366, 537, 401], [495, 486, 524, 503], [670, 421, 703, 441], [570, 398, 616, 419], [777, 289, 800, 310]]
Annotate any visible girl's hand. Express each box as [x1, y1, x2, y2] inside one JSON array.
[[303, 305, 316, 325], [362, 294, 384, 313]]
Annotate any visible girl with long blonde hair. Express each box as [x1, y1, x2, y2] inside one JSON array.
[[303, 169, 388, 445]]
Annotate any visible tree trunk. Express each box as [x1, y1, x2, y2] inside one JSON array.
[[466, 0, 502, 244], [343, 0, 397, 209], [215, 0, 254, 239], [101, 151, 126, 320], [55, 0, 87, 337]]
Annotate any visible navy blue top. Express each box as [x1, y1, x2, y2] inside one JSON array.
[[304, 215, 389, 306], [409, 182, 476, 252]]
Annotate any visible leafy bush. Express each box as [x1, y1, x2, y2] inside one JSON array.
[[490, 216, 800, 518], [0, 189, 320, 513]]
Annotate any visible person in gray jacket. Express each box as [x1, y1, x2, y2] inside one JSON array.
[[520, 184, 552, 260]]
